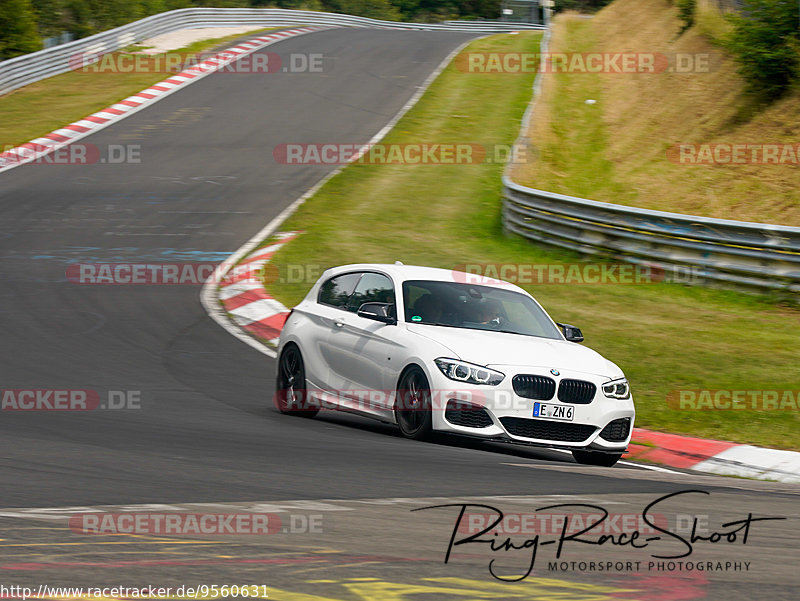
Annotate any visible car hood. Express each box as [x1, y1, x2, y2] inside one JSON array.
[[406, 324, 622, 379]]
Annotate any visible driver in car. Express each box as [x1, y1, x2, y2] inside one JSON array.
[[472, 300, 502, 325]]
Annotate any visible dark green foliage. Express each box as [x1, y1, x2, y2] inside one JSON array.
[[723, 0, 800, 100], [0, 0, 42, 59], [677, 0, 696, 33], [31, 0, 64, 38], [553, 0, 613, 13], [324, 0, 401, 21]]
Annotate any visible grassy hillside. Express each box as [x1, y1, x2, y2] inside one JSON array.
[[514, 0, 800, 226]]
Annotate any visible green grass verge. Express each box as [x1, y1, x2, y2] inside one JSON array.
[[0, 29, 277, 149], [262, 31, 800, 450], [516, 20, 634, 203], [696, 0, 734, 42]]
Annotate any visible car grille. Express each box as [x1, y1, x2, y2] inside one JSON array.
[[557, 379, 597, 404], [499, 417, 597, 442], [599, 417, 631, 442], [512, 375, 556, 400], [445, 400, 493, 428]]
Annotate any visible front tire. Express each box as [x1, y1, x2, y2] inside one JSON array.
[[395, 367, 433, 440], [275, 344, 318, 418], [572, 450, 622, 467]]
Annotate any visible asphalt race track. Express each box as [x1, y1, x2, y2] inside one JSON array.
[[0, 28, 798, 601]]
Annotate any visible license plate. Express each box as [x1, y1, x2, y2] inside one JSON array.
[[533, 402, 574, 421]]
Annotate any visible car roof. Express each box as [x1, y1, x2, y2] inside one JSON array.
[[323, 263, 531, 296]]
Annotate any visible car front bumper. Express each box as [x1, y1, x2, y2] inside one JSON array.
[[425, 364, 635, 452]]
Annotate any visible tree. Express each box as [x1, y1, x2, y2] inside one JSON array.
[[0, 0, 42, 59], [31, 0, 65, 39], [63, 0, 94, 38], [554, 0, 613, 13], [323, 0, 401, 21]]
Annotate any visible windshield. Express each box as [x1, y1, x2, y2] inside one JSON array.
[[402, 280, 562, 340]]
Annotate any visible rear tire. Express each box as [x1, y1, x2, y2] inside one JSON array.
[[572, 450, 622, 467], [395, 367, 433, 440], [275, 344, 318, 418]]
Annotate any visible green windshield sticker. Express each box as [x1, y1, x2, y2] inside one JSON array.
[[411, 315, 422, 322]]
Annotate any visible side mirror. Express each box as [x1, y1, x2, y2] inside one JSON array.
[[557, 322, 584, 343], [357, 302, 396, 325]]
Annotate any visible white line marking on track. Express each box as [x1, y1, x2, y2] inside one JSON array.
[[503, 453, 688, 476], [617, 459, 686, 474]]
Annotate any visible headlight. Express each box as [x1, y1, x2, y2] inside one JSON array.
[[602, 378, 630, 399], [434, 358, 505, 386]]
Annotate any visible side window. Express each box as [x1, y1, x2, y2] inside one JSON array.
[[346, 273, 395, 314], [318, 272, 361, 309]]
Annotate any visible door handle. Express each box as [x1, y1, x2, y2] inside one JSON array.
[[334, 320, 345, 328]]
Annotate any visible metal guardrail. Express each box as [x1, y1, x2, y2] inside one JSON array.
[[442, 20, 543, 27], [502, 178, 800, 292], [0, 8, 544, 96]]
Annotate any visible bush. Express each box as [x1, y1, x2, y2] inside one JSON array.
[[31, 0, 65, 38], [0, 0, 42, 59], [724, 0, 800, 100], [676, 0, 696, 33], [554, 0, 613, 13], [326, 0, 401, 21]]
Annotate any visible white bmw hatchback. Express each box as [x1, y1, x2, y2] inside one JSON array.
[[276, 263, 634, 466]]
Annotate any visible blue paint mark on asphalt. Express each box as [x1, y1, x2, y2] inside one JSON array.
[[15, 248, 234, 263], [158, 249, 233, 261]]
